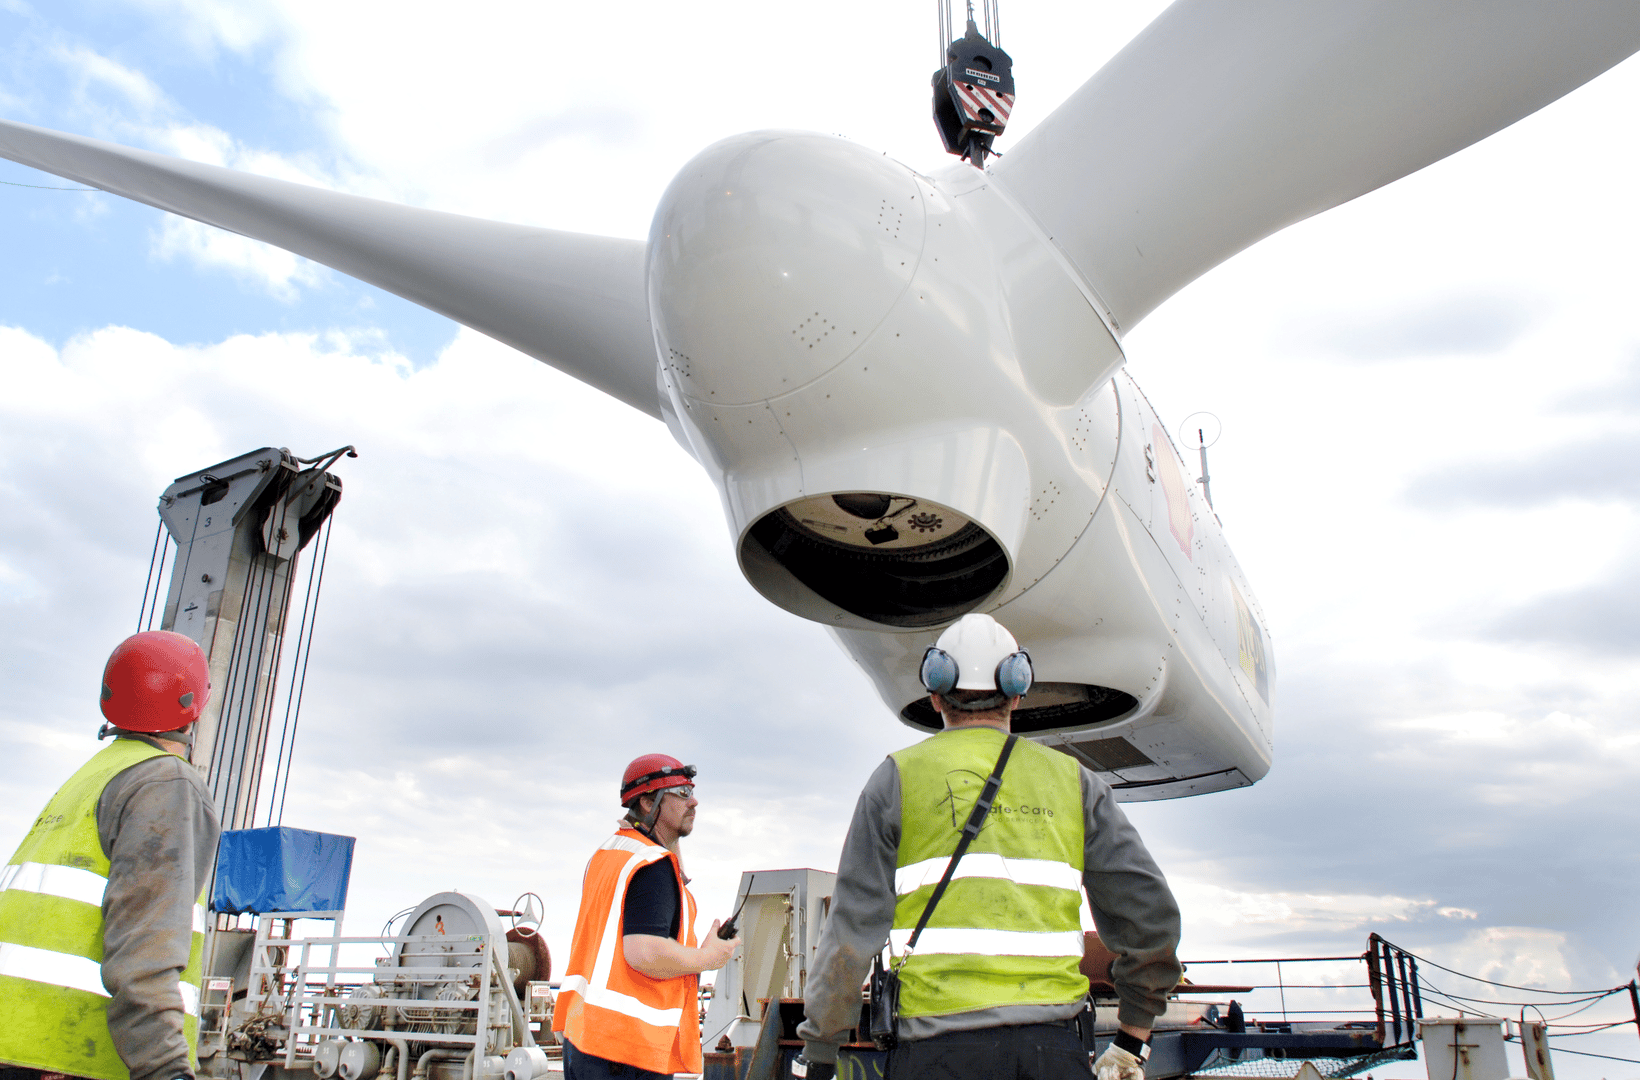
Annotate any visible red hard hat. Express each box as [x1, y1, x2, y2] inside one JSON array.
[[100, 631, 211, 734], [620, 754, 696, 806]]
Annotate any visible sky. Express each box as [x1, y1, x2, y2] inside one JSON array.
[[3, 1, 1639, 1075]]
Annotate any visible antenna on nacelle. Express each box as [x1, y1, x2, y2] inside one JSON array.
[[1181, 412, 1221, 509]]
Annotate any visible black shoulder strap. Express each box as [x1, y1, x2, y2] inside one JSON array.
[[903, 733, 1018, 955]]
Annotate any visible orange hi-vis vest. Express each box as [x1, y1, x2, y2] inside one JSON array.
[[553, 828, 701, 1075]]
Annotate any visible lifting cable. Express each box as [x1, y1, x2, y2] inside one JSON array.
[[243, 489, 307, 822], [207, 477, 304, 826], [1372, 936, 1640, 1063], [267, 509, 335, 827], [136, 518, 168, 631]]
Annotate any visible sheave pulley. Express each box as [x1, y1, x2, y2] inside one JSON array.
[[932, 0, 1014, 168]]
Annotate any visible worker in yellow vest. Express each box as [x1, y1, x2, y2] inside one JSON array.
[[796, 613, 1182, 1080], [0, 631, 220, 1080], [553, 755, 741, 1079]]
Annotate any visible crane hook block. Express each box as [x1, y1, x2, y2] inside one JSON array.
[[932, 19, 1015, 168]]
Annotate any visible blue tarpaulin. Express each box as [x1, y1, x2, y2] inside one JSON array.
[[212, 827, 355, 914]]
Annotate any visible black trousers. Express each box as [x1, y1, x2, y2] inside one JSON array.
[[888, 1022, 1094, 1080], [562, 1037, 673, 1080]]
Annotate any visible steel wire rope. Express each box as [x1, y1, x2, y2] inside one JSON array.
[[935, 0, 947, 67], [265, 479, 331, 805], [1529, 1046, 1640, 1064], [256, 468, 335, 818], [233, 478, 310, 825], [1415, 989, 1630, 1038], [244, 555, 297, 824], [220, 552, 278, 814], [244, 490, 305, 825], [1420, 984, 1616, 1012], [218, 557, 273, 824], [1415, 972, 1623, 1020], [0, 179, 98, 190], [1201, 983, 1371, 991], [1414, 985, 1507, 1021], [206, 527, 273, 790], [1381, 938, 1623, 996], [1530, 993, 1625, 1025], [136, 519, 165, 630], [264, 516, 323, 826], [1185, 956, 1366, 965], [206, 535, 266, 795], [1543, 1020, 1636, 1035], [216, 528, 285, 825], [260, 449, 353, 824], [272, 510, 334, 827], [144, 535, 171, 632]]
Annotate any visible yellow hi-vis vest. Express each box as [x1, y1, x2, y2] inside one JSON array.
[[890, 726, 1088, 1019], [0, 739, 208, 1080]]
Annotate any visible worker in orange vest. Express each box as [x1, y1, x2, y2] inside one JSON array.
[[553, 755, 741, 1078]]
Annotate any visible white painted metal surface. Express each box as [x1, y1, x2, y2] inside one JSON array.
[[1419, 1018, 1511, 1080], [3, 3, 1638, 796], [994, 1, 1640, 335], [701, 869, 835, 1051]]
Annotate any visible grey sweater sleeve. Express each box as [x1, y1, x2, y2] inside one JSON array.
[[1080, 767, 1182, 1029], [797, 757, 900, 1063], [96, 740, 222, 1080]]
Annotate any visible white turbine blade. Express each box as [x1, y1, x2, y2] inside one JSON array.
[[0, 118, 659, 417], [992, 0, 1640, 336]]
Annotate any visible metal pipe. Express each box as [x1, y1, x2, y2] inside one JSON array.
[[1395, 949, 1416, 1035], [1382, 941, 1403, 1045], [391, 1040, 410, 1080], [412, 1050, 467, 1080], [1366, 937, 1385, 1044]]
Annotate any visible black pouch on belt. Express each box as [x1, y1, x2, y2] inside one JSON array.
[[867, 734, 1018, 1053], [1076, 996, 1097, 1051], [868, 951, 900, 1050]]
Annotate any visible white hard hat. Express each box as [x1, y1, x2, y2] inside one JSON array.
[[920, 613, 1033, 699]]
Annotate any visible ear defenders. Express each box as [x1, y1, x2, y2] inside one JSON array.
[[919, 645, 1034, 699]]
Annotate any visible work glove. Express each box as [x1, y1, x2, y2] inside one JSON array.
[[791, 1054, 836, 1080], [1093, 1043, 1146, 1080]]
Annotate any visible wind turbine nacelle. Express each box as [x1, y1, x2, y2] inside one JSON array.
[[648, 131, 1125, 632]]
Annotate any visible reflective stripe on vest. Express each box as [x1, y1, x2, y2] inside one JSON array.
[[0, 862, 109, 906], [888, 927, 1087, 957], [556, 973, 682, 1028], [0, 940, 108, 997], [894, 853, 1082, 896], [0, 739, 209, 1079], [552, 828, 701, 1074], [890, 727, 1088, 1020]]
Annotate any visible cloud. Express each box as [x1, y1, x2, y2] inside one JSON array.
[[1486, 561, 1640, 652], [52, 44, 172, 117], [479, 109, 647, 168], [8, 10, 1640, 1077], [1556, 355, 1640, 414], [0, 321, 898, 948], [152, 216, 327, 301], [1277, 293, 1536, 362], [1403, 432, 1640, 509], [119, 0, 284, 58]]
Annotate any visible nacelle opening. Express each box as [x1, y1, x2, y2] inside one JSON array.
[[899, 681, 1140, 733], [740, 492, 1009, 629]]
